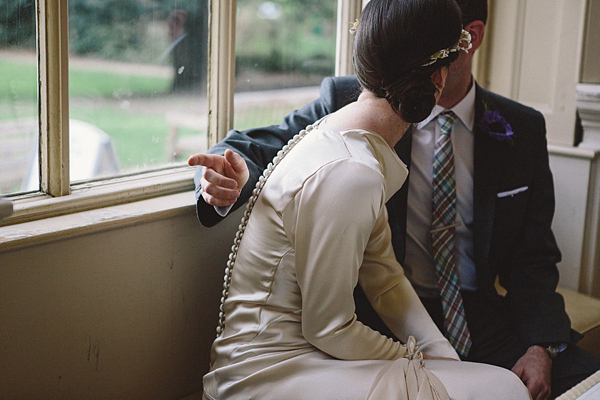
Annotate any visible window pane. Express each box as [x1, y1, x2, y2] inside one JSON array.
[[64, 0, 209, 187], [0, 0, 38, 195], [234, 0, 336, 130]]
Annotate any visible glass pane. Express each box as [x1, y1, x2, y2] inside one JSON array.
[[234, 0, 336, 130], [0, 0, 38, 195], [64, 0, 209, 187]]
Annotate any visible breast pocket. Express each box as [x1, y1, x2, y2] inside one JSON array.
[[497, 186, 528, 198], [495, 185, 529, 220], [491, 186, 530, 259]]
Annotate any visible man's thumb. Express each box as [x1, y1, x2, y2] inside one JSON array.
[[225, 150, 246, 172]]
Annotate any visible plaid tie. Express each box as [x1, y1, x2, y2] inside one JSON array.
[[432, 111, 472, 357]]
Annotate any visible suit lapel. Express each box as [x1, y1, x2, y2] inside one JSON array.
[[472, 85, 504, 286], [387, 128, 413, 264]]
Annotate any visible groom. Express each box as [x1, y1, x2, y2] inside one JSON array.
[[189, 0, 600, 398]]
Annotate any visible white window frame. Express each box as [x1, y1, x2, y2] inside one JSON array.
[[2, 0, 360, 227], [335, 0, 362, 76]]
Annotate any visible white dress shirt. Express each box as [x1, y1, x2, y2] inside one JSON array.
[[404, 82, 477, 298]]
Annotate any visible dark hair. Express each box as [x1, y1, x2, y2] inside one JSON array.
[[353, 0, 462, 123], [456, 0, 488, 25]]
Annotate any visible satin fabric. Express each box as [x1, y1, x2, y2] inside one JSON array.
[[203, 125, 458, 399], [203, 125, 530, 399]]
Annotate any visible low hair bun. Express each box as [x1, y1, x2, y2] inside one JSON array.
[[386, 73, 437, 123], [397, 86, 437, 123]]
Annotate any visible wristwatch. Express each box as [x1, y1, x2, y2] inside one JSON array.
[[545, 343, 567, 359]]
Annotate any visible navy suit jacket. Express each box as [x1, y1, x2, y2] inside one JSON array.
[[195, 76, 573, 349]]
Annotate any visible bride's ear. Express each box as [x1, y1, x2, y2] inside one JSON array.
[[432, 66, 448, 100]]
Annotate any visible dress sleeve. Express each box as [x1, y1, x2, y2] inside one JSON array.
[[284, 159, 457, 361], [360, 206, 459, 359]]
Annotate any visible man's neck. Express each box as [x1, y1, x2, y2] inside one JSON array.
[[438, 74, 473, 110]]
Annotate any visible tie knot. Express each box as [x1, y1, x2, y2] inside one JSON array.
[[438, 111, 457, 136]]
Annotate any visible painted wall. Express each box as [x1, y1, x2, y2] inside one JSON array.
[[483, 0, 600, 296], [486, 0, 587, 146], [0, 205, 242, 399], [581, 0, 600, 84], [548, 148, 598, 293]]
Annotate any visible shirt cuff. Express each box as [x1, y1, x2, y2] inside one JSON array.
[[199, 186, 234, 217], [215, 204, 233, 217]]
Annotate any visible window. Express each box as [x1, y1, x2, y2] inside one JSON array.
[[234, 0, 336, 130], [0, 1, 38, 195], [0, 0, 361, 225], [1, 1, 209, 198], [67, 1, 209, 175]]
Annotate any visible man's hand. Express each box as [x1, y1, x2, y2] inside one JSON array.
[[188, 149, 249, 207], [512, 345, 552, 400]]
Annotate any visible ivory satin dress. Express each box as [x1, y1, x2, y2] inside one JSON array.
[[202, 123, 531, 400]]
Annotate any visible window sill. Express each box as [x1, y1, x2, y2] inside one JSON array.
[[0, 166, 200, 253], [1, 166, 197, 227], [0, 189, 198, 254]]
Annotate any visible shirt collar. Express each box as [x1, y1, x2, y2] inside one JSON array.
[[416, 77, 476, 131]]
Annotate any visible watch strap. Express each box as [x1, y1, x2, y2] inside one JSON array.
[[545, 343, 567, 359]]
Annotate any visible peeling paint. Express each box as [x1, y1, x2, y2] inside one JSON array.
[[0, 229, 31, 241], [87, 336, 100, 372], [81, 209, 145, 223]]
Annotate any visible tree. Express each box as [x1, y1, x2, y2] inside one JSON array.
[[0, 0, 36, 48]]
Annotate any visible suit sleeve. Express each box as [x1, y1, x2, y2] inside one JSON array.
[[499, 111, 572, 346], [195, 76, 360, 227]]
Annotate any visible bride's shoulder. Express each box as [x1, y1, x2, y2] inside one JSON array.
[[317, 102, 375, 132]]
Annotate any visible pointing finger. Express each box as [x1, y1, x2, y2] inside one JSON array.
[[188, 153, 220, 168]]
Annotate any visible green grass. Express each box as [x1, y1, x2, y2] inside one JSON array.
[[0, 59, 171, 100], [68, 68, 171, 98], [69, 104, 169, 168], [68, 67, 173, 168], [0, 60, 37, 100], [1, 56, 176, 169], [0, 59, 38, 120], [1, 56, 310, 173]]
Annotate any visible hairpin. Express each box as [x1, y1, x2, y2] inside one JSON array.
[[349, 19, 359, 35], [422, 29, 472, 67]]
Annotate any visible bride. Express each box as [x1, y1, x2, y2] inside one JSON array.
[[199, 0, 531, 398]]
